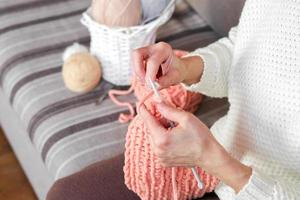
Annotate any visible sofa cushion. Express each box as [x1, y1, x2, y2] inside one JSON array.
[[0, 0, 228, 181], [186, 0, 246, 36]]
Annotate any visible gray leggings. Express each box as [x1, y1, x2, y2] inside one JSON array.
[[46, 154, 219, 200]]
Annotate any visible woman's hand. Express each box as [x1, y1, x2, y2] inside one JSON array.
[[132, 42, 205, 88], [139, 102, 224, 169], [132, 42, 188, 88], [139, 102, 252, 193]]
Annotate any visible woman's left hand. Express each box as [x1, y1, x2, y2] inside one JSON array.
[[139, 102, 252, 193]]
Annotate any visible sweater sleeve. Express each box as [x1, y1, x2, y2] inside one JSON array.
[[182, 26, 238, 98], [235, 169, 300, 200]]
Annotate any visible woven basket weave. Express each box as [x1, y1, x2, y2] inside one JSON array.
[[81, 0, 176, 86]]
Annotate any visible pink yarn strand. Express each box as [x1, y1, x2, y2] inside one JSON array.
[[108, 79, 136, 123], [172, 167, 178, 200]]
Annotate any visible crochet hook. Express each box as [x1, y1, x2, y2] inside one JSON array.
[[148, 78, 204, 189]]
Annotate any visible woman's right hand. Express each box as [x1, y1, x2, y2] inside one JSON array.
[[132, 42, 189, 88]]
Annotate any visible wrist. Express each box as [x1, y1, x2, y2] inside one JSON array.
[[198, 141, 252, 193], [213, 149, 252, 193], [181, 55, 204, 85], [224, 159, 252, 193], [174, 56, 189, 83]]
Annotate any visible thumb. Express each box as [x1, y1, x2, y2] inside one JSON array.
[[156, 102, 187, 124], [139, 104, 167, 137]]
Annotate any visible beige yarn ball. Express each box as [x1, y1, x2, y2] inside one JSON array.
[[91, 0, 142, 27], [62, 52, 101, 93]]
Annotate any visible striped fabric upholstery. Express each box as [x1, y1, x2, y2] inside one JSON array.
[[0, 0, 228, 180]]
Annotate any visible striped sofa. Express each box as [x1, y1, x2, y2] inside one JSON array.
[[0, 0, 229, 199]]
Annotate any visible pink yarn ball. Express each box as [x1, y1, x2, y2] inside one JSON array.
[[124, 81, 220, 200], [91, 0, 142, 27]]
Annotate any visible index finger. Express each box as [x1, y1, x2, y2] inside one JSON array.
[[145, 42, 172, 85], [132, 47, 149, 81], [139, 104, 168, 141]]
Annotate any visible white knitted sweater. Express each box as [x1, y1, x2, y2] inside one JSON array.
[[185, 0, 300, 199]]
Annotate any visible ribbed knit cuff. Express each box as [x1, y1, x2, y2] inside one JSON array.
[[235, 169, 275, 200], [181, 51, 218, 95]]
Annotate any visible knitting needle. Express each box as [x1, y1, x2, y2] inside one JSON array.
[[148, 78, 161, 101], [148, 77, 204, 189], [192, 168, 204, 189]]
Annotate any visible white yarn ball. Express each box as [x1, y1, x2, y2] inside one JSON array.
[[62, 44, 101, 93]]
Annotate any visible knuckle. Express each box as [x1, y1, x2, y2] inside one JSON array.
[[157, 42, 171, 50], [181, 113, 192, 124], [155, 137, 170, 149], [147, 59, 160, 67]]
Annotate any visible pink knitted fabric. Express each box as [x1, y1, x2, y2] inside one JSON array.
[[108, 50, 220, 200], [122, 81, 219, 200]]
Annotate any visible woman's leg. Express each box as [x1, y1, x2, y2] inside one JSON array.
[[46, 154, 140, 200]]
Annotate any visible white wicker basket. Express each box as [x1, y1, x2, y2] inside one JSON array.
[[81, 0, 175, 86]]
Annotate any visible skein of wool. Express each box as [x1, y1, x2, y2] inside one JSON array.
[[123, 81, 219, 200], [91, 0, 142, 27]]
